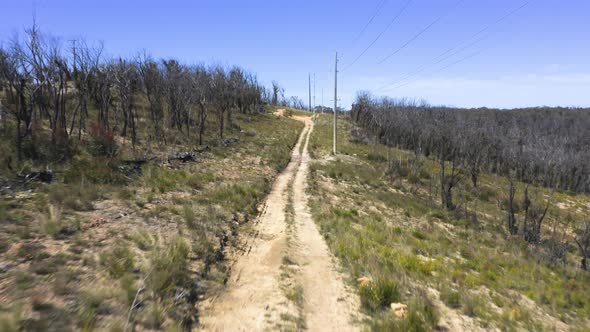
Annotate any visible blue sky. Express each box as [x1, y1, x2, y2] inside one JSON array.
[[1, 0, 589, 109]]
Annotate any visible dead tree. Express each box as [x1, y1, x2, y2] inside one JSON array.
[[138, 55, 165, 142], [507, 179, 518, 235], [113, 58, 139, 148], [70, 39, 102, 139], [575, 220, 590, 271], [522, 186, 553, 244]]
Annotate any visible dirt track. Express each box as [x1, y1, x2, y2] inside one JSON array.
[[198, 113, 360, 331]]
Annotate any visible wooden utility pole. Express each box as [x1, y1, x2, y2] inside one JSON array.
[[333, 52, 338, 155]]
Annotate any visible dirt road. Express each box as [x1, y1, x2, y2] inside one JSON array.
[[198, 113, 360, 331]]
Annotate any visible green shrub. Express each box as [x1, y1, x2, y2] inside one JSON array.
[[87, 122, 118, 157]]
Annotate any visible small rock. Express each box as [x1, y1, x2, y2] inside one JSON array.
[[390, 303, 407, 318], [0, 262, 13, 273], [222, 137, 240, 146]]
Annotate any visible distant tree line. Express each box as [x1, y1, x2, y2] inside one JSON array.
[[351, 92, 590, 196], [0, 25, 283, 161]]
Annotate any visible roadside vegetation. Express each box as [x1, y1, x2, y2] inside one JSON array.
[[308, 113, 590, 331], [0, 25, 305, 330]]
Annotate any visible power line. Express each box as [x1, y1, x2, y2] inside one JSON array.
[[378, 0, 465, 64], [375, 33, 487, 92], [351, 0, 388, 44], [341, 0, 414, 72], [374, 0, 533, 93], [432, 0, 532, 62], [388, 48, 485, 91]]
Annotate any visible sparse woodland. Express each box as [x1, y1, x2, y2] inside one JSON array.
[[350, 93, 590, 265], [351, 92, 590, 195], [308, 113, 590, 330], [0, 24, 287, 166], [0, 26, 305, 330]]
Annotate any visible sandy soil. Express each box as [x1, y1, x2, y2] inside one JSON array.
[[198, 112, 360, 331]]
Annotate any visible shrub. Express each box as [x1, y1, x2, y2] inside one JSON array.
[[87, 122, 118, 157]]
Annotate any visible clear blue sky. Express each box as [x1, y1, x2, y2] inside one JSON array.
[[1, 0, 589, 109]]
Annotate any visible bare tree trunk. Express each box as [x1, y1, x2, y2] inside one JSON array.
[[507, 179, 518, 235]]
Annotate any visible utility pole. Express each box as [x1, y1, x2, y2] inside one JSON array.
[[313, 73, 316, 114], [308, 73, 312, 112], [333, 52, 338, 155], [321, 88, 324, 113]]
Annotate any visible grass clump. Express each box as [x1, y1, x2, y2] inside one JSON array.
[[127, 229, 157, 251], [38, 205, 80, 239], [439, 286, 461, 309], [76, 288, 110, 330], [45, 183, 101, 211], [182, 204, 196, 229], [99, 244, 135, 279], [38, 205, 62, 237], [359, 278, 401, 313], [147, 237, 190, 298]]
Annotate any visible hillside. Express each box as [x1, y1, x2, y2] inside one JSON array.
[[307, 113, 590, 331], [0, 108, 303, 330]]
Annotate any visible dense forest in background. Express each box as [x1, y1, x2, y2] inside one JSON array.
[[0, 25, 301, 166], [351, 92, 590, 195]]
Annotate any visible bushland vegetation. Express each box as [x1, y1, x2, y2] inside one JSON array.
[[308, 112, 590, 330], [0, 24, 305, 330]]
